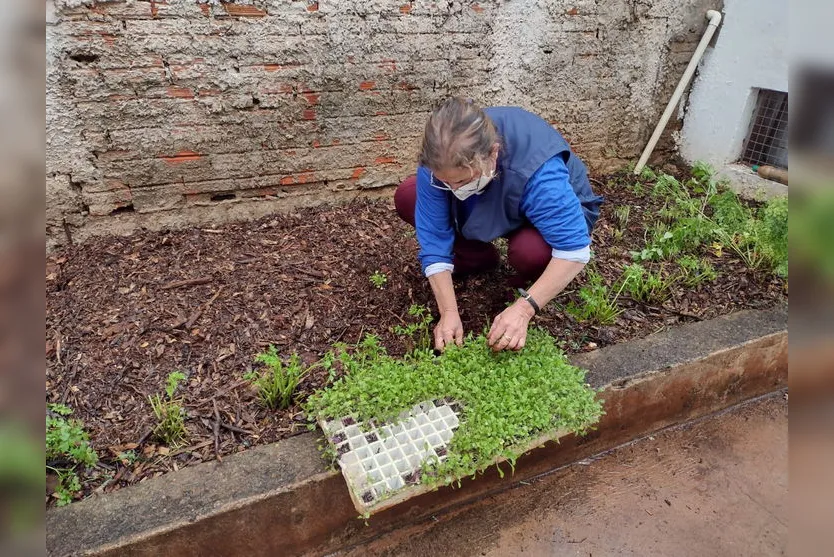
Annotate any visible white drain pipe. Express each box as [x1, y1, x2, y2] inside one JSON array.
[[634, 9, 723, 174]]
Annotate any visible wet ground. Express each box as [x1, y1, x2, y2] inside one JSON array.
[[340, 392, 787, 557]]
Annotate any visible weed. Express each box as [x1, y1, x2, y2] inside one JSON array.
[[304, 328, 603, 490], [246, 347, 310, 409], [46, 403, 97, 506], [619, 263, 677, 303], [369, 271, 388, 289], [639, 165, 657, 181], [148, 371, 187, 446], [678, 256, 717, 287], [755, 196, 788, 278], [392, 304, 434, 352], [565, 268, 624, 325], [611, 205, 630, 241]]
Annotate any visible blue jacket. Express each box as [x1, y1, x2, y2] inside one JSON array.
[[415, 106, 603, 273]]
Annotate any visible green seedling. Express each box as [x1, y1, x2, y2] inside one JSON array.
[[611, 205, 630, 241], [369, 271, 388, 289], [392, 304, 434, 352], [565, 268, 625, 325], [148, 371, 187, 446], [678, 256, 717, 287], [46, 403, 98, 506], [246, 347, 310, 410], [619, 263, 677, 304]]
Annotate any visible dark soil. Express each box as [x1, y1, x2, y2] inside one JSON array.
[[45, 173, 786, 504]]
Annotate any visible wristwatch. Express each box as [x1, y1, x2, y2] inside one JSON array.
[[517, 288, 540, 314]]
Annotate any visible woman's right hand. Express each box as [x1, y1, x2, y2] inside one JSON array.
[[434, 311, 464, 351]]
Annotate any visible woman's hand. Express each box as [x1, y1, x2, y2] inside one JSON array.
[[487, 299, 535, 351], [434, 310, 464, 351]]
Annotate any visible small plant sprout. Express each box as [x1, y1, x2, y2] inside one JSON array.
[[677, 256, 718, 287], [619, 263, 677, 304], [46, 403, 98, 506], [611, 205, 631, 241], [246, 347, 311, 409], [148, 371, 188, 446], [392, 304, 434, 352], [369, 271, 388, 289], [565, 268, 626, 325]]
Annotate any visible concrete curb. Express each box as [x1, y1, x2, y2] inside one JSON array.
[[46, 306, 787, 557]]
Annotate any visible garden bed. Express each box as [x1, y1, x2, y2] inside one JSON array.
[[45, 165, 787, 505]]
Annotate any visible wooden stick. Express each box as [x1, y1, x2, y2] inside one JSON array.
[[161, 277, 213, 290], [180, 287, 223, 329], [212, 398, 222, 462]]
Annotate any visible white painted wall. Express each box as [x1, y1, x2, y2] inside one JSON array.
[[680, 0, 788, 166]]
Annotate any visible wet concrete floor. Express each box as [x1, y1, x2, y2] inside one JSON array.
[[339, 392, 787, 557]]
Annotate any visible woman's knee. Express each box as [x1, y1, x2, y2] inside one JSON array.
[[394, 175, 417, 227], [507, 227, 552, 279]]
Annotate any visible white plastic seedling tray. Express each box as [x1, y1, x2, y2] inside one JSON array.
[[319, 399, 461, 515]]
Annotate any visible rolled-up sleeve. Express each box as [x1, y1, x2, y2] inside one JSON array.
[[520, 156, 592, 263], [415, 166, 456, 275]]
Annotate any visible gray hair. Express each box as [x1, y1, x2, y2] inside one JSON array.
[[418, 97, 500, 173]]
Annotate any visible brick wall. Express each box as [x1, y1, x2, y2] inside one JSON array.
[[46, 0, 720, 247]]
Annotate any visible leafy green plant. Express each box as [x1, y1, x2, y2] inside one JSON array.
[[246, 348, 310, 409], [46, 403, 97, 506], [369, 271, 388, 289], [755, 196, 788, 278], [149, 371, 187, 446], [304, 329, 603, 491], [678, 256, 717, 287], [565, 269, 624, 325], [392, 304, 434, 352], [611, 205, 631, 241], [619, 263, 677, 303]]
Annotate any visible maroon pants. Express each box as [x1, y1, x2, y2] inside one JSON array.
[[394, 176, 551, 283]]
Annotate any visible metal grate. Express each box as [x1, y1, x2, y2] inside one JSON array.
[[740, 89, 788, 169]]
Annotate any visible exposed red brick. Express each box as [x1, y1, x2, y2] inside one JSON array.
[[351, 167, 365, 179], [378, 59, 397, 72], [359, 81, 376, 91], [375, 156, 397, 165], [374, 111, 388, 116], [222, 3, 267, 17], [307, 2, 319, 12], [303, 93, 320, 105], [198, 3, 210, 16], [302, 109, 317, 120], [373, 133, 390, 141], [312, 140, 322, 148], [280, 176, 296, 186], [399, 4, 412, 14], [566, 7, 579, 15], [150, 0, 159, 18], [100, 33, 116, 46], [397, 80, 418, 90], [162, 150, 202, 164], [263, 63, 300, 72], [331, 139, 341, 145], [167, 86, 194, 98], [471, 3, 485, 13], [297, 173, 315, 183]]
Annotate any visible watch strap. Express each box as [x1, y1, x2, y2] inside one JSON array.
[[517, 288, 540, 314]]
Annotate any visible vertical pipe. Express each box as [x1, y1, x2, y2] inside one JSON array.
[[634, 10, 723, 174]]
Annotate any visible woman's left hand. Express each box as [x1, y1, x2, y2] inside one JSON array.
[[487, 299, 535, 352]]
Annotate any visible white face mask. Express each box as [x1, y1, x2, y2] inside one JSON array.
[[449, 172, 494, 201]]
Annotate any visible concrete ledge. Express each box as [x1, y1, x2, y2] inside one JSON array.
[[717, 163, 788, 200], [46, 305, 788, 557]]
